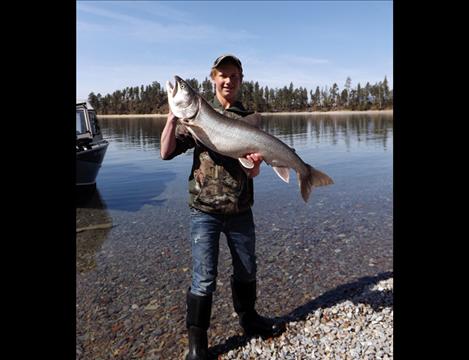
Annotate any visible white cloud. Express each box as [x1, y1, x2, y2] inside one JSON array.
[[78, 2, 143, 25], [77, 2, 257, 43], [124, 1, 193, 23]]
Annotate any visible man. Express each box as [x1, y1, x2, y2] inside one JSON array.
[[160, 54, 280, 360]]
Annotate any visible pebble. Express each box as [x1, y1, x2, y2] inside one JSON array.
[[221, 278, 393, 359], [76, 183, 392, 359]]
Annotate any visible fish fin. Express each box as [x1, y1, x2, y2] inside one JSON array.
[[272, 166, 290, 183], [178, 115, 202, 127], [178, 118, 191, 126], [240, 112, 262, 127], [180, 120, 200, 128], [238, 157, 255, 169], [175, 123, 190, 135], [298, 164, 334, 202]]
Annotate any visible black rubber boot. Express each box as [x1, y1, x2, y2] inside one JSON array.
[[230, 276, 283, 338], [186, 290, 212, 360]]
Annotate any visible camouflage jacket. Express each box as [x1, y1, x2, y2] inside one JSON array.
[[166, 97, 255, 214]]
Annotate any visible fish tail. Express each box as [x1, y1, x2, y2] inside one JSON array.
[[298, 164, 334, 202]]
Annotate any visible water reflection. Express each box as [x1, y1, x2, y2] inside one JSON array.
[[97, 169, 177, 212], [78, 113, 392, 359], [260, 114, 392, 151], [96, 113, 392, 210], [76, 187, 112, 273], [99, 113, 392, 153], [99, 117, 165, 151]]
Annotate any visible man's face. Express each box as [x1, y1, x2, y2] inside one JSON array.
[[212, 63, 242, 103]]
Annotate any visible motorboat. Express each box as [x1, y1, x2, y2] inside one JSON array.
[[76, 100, 109, 186]]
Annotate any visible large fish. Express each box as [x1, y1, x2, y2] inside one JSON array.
[[166, 75, 333, 202]]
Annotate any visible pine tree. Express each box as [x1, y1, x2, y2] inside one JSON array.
[[331, 83, 339, 109], [313, 86, 320, 110], [185, 78, 200, 93], [269, 88, 275, 111], [356, 83, 363, 110], [344, 77, 352, 108], [264, 86, 270, 111], [87, 74, 391, 114], [340, 89, 348, 110], [364, 82, 372, 110], [88, 92, 98, 110], [201, 77, 214, 102], [382, 76, 390, 108]]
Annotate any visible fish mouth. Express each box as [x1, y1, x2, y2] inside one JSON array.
[[172, 75, 184, 96], [166, 78, 177, 97]]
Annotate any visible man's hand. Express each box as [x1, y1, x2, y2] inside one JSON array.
[[160, 110, 179, 159], [245, 153, 263, 178], [167, 110, 178, 125]]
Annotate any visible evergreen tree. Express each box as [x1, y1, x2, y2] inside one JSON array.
[[264, 86, 270, 111], [288, 82, 294, 109], [344, 77, 352, 107], [340, 89, 348, 109], [313, 86, 321, 110], [185, 78, 200, 93], [321, 86, 330, 110], [253, 81, 261, 111], [201, 77, 214, 102], [330, 83, 339, 109], [269, 88, 275, 111], [87, 75, 392, 114], [356, 83, 362, 110], [88, 92, 98, 109], [382, 76, 390, 108]]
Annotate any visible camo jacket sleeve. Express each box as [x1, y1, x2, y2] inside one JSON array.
[[165, 123, 196, 160]]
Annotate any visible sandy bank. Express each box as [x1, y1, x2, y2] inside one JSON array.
[[98, 109, 393, 118]]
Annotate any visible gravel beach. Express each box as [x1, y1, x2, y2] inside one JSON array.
[[76, 113, 393, 359], [76, 197, 393, 360], [218, 275, 393, 360]]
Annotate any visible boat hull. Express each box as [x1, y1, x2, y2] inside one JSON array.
[[76, 141, 109, 186]]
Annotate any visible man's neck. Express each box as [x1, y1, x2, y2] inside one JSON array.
[[216, 93, 235, 109]]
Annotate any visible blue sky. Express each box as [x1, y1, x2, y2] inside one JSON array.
[[77, 1, 392, 99]]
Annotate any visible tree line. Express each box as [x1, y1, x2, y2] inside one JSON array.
[[87, 76, 392, 114]]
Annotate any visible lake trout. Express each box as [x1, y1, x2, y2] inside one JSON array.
[[166, 75, 333, 202]]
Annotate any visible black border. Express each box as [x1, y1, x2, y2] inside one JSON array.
[[16, 2, 76, 359], [17, 1, 425, 359]]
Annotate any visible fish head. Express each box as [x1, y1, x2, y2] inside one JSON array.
[[166, 75, 199, 120]]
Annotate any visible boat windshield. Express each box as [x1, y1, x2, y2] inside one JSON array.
[[88, 111, 101, 135], [76, 110, 88, 134]]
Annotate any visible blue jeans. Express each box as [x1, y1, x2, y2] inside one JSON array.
[[189, 207, 257, 296]]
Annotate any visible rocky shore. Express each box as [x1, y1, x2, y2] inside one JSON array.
[[218, 276, 393, 360], [76, 112, 393, 359], [76, 191, 393, 359]]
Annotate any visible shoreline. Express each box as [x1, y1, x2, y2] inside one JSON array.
[[221, 276, 393, 359], [98, 109, 393, 118], [262, 109, 393, 116]]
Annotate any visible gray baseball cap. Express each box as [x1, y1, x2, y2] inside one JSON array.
[[212, 54, 243, 74]]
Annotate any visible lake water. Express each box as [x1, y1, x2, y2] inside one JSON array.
[[76, 112, 393, 359], [87, 113, 391, 211]]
